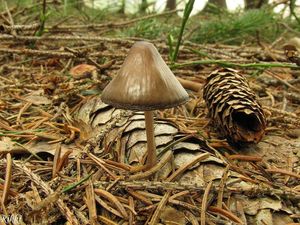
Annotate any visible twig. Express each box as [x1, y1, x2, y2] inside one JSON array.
[[0, 23, 40, 32], [0, 47, 74, 58], [0, 46, 125, 60], [1, 153, 12, 206], [93, 181, 300, 200], [51, 9, 180, 30], [171, 60, 299, 69], [0, 10, 180, 32], [0, 34, 138, 44]]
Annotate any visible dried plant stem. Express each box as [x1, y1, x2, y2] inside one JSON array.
[[94, 181, 300, 200], [1, 153, 12, 206], [0, 47, 74, 58], [0, 34, 137, 44], [172, 60, 299, 69], [1, 9, 179, 32], [0, 23, 40, 32], [50, 9, 180, 30]]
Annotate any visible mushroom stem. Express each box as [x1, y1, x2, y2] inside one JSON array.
[[144, 110, 157, 169]]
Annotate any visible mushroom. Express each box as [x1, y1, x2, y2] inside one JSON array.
[[101, 41, 189, 169]]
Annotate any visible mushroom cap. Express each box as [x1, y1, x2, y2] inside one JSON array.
[[101, 41, 189, 111]]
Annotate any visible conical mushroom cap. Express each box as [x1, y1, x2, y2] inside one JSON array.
[[101, 41, 189, 111]]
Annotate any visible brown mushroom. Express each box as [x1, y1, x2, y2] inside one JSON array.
[[101, 41, 189, 169]]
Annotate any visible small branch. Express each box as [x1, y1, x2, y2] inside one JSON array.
[[1, 153, 12, 206], [0, 47, 123, 60], [93, 180, 300, 200], [171, 60, 299, 69], [0, 23, 40, 32], [0, 33, 139, 44], [0, 47, 74, 58], [0, 9, 179, 32]]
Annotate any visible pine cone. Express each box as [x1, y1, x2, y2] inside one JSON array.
[[203, 68, 266, 143]]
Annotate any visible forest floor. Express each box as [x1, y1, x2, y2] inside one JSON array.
[[0, 2, 300, 225]]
